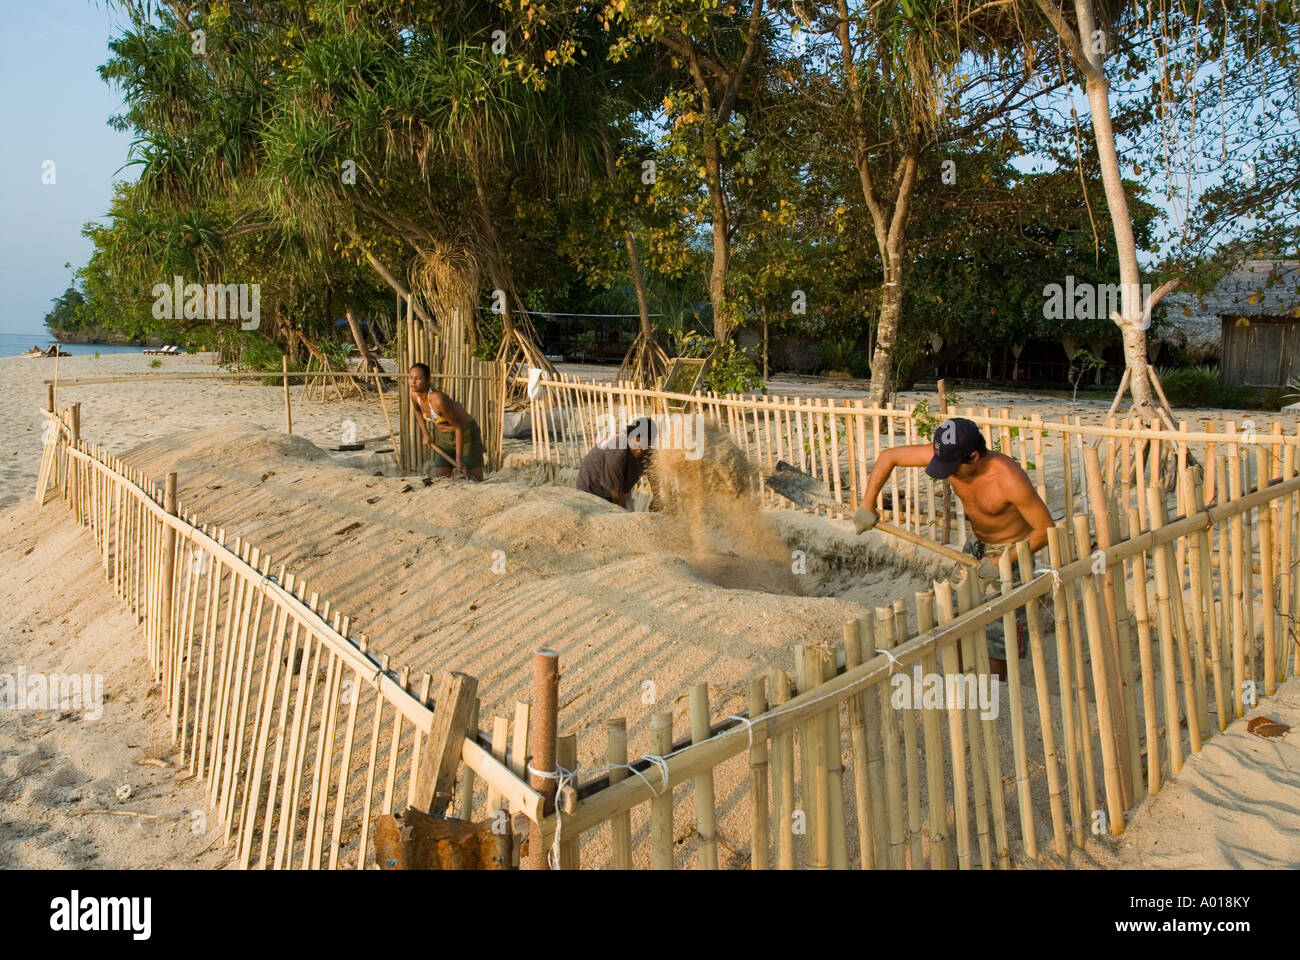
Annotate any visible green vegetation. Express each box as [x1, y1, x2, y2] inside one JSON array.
[[45, 2, 1295, 402]]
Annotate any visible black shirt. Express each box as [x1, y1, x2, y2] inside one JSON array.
[[576, 437, 647, 503]]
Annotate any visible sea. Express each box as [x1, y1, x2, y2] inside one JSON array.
[[0, 330, 146, 358]]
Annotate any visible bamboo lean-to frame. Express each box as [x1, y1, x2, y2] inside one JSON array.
[[36, 408, 542, 870]]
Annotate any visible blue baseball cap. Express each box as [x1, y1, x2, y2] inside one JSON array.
[[926, 418, 985, 479]]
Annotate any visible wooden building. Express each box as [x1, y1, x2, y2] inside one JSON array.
[[1163, 260, 1300, 387]]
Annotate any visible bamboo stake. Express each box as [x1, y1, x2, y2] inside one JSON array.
[[1083, 450, 1137, 807], [649, 710, 674, 870], [871, 609, 906, 869], [996, 550, 1035, 860], [689, 683, 719, 869], [1072, 514, 1126, 836], [1256, 448, 1277, 696], [1038, 527, 1082, 853], [963, 573, 1010, 868], [1227, 446, 1246, 719], [842, 620, 876, 869], [795, 645, 831, 869], [356, 653, 390, 871], [822, 641, 850, 871], [556, 735, 579, 869], [913, 594, 949, 869], [768, 666, 795, 870], [606, 718, 633, 869], [933, 581, 972, 869]]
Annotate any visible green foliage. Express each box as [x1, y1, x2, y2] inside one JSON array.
[[1068, 349, 1106, 401], [674, 332, 764, 395], [911, 391, 962, 440], [149, 358, 162, 368], [1156, 364, 1257, 409], [817, 338, 855, 373]]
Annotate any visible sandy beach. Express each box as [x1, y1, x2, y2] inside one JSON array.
[[3, 350, 1298, 869]]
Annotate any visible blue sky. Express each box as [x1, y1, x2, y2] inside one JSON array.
[[0, 1, 134, 336]]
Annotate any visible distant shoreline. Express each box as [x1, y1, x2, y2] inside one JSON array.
[[48, 329, 144, 346]]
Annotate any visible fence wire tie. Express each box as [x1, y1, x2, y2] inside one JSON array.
[[724, 714, 754, 752], [1033, 567, 1063, 592], [876, 647, 903, 675]]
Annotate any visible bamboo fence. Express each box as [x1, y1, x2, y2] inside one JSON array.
[[35, 387, 1300, 869], [514, 376, 1300, 868], [36, 406, 539, 869], [523, 374, 1299, 548]]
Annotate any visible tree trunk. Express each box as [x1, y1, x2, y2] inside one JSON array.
[[869, 282, 903, 407], [703, 135, 731, 342], [345, 307, 379, 374]]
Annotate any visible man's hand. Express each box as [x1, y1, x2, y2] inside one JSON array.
[[454, 459, 467, 479], [975, 557, 1002, 587], [853, 507, 879, 534]]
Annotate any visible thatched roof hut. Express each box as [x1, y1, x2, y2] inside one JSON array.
[[1161, 260, 1300, 387]]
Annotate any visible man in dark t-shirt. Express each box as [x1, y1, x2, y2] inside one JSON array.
[[576, 417, 657, 508]]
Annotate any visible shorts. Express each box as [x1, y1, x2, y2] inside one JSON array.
[[428, 419, 485, 472], [963, 538, 1026, 662]]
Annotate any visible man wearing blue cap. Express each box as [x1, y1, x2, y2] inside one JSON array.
[[856, 417, 1053, 677]]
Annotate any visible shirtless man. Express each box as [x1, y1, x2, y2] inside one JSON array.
[[407, 363, 485, 481], [857, 417, 1054, 677]]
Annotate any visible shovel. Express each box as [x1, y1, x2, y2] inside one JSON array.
[[764, 460, 975, 568]]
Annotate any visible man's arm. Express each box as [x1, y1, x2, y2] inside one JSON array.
[[1005, 470, 1054, 553], [861, 443, 934, 511]]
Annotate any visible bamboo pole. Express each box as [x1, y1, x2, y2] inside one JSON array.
[[526, 649, 559, 871], [842, 620, 876, 869], [933, 581, 971, 869], [1146, 489, 1196, 774], [913, 594, 949, 869], [795, 645, 831, 869], [689, 684, 719, 869], [996, 550, 1034, 859], [872, 609, 906, 869], [963, 573, 1010, 868], [745, 679, 770, 871], [556, 735, 579, 869], [768, 666, 795, 870], [1072, 513, 1126, 836], [606, 718, 633, 869], [1257, 447, 1277, 696], [649, 711, 674, 870], [1083, 450, 1137, 807]]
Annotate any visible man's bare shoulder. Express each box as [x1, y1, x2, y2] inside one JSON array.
[[986, 451, 1035, 488]]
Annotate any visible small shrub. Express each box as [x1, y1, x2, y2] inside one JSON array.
[[149, 358, 162, 369], [675, 332, 764, 394]]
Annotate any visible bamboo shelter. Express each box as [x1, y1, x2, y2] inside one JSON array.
[[394, 293, 506, 474], [33, 390, 1300, 869]]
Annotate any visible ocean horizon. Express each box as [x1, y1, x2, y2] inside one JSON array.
[[0, 330, 149, 358]]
